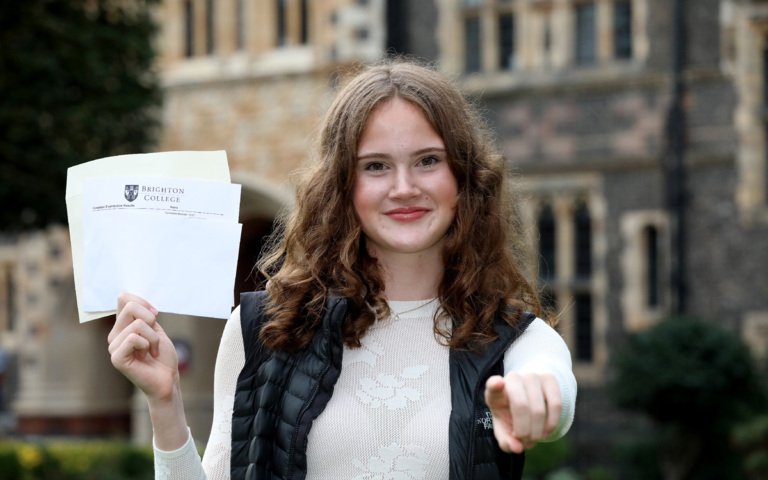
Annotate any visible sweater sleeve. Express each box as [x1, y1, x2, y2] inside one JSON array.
[[153, 307, 245, 480], [502, 318, 577, 442]]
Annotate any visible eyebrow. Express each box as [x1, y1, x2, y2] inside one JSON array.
[[356, 147, 447, 160]]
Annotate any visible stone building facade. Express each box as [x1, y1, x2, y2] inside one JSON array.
[[2, 0, 767, 469]]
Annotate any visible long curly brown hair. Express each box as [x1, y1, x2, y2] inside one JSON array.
[[257, 60, 541, 352]]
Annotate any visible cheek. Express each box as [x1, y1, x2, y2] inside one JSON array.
[[442, 179, 459, 227], [449, 184, 459, 208], [352, 180, 370, 219], [441, 174, 459, 210]]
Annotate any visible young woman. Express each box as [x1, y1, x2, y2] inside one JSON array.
[[108, 61, 576, 480]]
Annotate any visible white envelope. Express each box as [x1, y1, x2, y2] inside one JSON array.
[[82, 212, 242, 319], [66, 151, 238, 322]]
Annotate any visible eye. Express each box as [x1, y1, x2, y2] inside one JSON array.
[[363, 161, 387, 171], [418, 155, 440, 167]]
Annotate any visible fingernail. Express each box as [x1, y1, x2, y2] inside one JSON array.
[[150, 306, 158, 316]]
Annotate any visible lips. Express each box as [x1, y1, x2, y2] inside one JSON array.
[[385, 206, 431, 221]]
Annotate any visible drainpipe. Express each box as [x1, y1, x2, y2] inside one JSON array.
[[664, 0, 687, 315]]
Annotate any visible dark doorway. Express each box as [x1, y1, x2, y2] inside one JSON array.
[[233, 217, 275, 307]]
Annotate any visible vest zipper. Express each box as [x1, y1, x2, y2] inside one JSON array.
[[465, 341, 513, 479], [287, 298, 345, 479], [286, 359, 333, 479]]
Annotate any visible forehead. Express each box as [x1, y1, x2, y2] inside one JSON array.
[[357, 98, 444, 153]]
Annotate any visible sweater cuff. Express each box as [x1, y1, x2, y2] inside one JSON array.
[[515, 363, 577, 442], [153, 427, 196, 457]]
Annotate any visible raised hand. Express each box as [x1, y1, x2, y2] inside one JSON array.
[[108, 293, 179, 399], [108, 293, 190, 450], [484, 372, 562, 453]]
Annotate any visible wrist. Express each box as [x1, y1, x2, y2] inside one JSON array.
[[147, 382, 189, 451]]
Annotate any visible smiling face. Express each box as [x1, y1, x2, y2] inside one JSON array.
[[353, 97, 458, 262]]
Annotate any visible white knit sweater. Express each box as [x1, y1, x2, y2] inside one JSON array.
[[153, 300, 577, 480]]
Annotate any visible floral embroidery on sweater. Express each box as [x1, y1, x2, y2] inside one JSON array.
[[352, 443, 429, 480], [356, 365, 430, 410], [343, 339, 385, 368]]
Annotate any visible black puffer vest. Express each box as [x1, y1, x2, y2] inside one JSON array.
[[231, 291, 534, 480]]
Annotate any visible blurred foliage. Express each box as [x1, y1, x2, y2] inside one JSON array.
[[609, 316, 767, 480], [0, 0, 161, 231], [733, 413, 768, 479], [613, 431, 663, 480], [0, 440, 153, 479], [523, 436, 572, 478]]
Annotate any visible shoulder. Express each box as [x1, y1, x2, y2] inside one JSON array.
[[239, 290, 269, 323], [239, 290, 268, 314], [504, 317, 572, 371], [515, 318, 569, 350], [493, 308, 537, 341], [224, 305, 242, 336]]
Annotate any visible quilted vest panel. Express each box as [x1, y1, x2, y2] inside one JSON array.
[[448, 312, 534, 479], [232, 291, 533, 480], [231, 292, 346, 480]]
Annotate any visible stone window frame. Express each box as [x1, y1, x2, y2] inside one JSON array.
[[276, 0, 310, 48], [0, 250, 16, 337], [178, 0, 310, 58], [158, 0, 338, 86], [182, 0, 195, 58], [205, 0, 216, 55], [519, 174, 608, 385], [620, 210, 671, 333], [612, 0, 633, 59], [234, 0, 246, 51], [458, 0, 518, 73], [742, 311, 768, 367], [159, 1, 388, 85], [0, 227, 72, 357], [440, 0, 649, 77], [179, 0, 216, 58], [731, 2, 768, 225], [574, 0, 598, 66]]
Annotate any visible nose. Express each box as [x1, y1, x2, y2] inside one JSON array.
[[390, 167, 419, 198]]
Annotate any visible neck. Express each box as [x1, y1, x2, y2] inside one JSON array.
[[375, 250, 444, 301]]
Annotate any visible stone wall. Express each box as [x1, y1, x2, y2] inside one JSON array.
[[1, 227, 133, 435]]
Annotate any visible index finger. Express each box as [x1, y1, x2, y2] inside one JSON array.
[[484, 375, 510, 413], [109, 294, 159, 344], [117, 292, 157, 315]]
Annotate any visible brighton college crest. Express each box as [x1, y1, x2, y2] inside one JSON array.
[[124, 185, 139, 202]]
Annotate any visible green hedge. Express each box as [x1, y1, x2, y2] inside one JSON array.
[[0, 441, 153, 480], [524, 436, 572, 477], [609, 316, 768, 479], [0, 436, 596, 479]]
